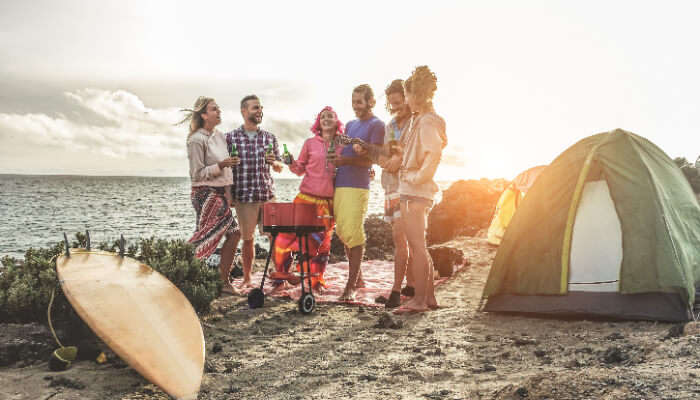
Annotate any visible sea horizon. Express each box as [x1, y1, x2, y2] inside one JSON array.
[[0, 174, 458, 260]]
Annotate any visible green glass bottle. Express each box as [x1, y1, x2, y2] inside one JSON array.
[[326, 139, 336, 169], [230, 143, 238, 157], [282, 144, 292, 164], [267, 143, 274, 156]]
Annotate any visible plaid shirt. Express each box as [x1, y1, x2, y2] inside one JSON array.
[[225, 126, 281, 203]]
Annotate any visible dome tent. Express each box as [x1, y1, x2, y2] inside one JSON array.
[[487, 165, 547, 246], [482, 129, 700, 321]]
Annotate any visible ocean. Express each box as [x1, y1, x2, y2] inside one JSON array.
[[0, 175, 452, 260]]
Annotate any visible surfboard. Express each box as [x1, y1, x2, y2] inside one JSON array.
[[56, 249, 205, 400]]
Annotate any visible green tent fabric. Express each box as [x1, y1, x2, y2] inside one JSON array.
[[482, 129, 700, 321]]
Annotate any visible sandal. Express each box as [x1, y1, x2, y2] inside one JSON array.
[[385, 291, 402, 309]]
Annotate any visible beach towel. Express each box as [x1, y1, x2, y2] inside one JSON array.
[[234, 259, 468, 307]]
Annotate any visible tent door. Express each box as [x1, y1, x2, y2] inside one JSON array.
[[568, 180, 622, 292]]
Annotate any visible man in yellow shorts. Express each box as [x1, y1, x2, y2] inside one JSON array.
[[329, 85, 385, 300]]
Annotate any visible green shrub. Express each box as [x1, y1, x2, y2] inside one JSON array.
[[0, 234, 222, 324]]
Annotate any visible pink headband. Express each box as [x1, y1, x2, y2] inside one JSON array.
[[310, 106, 344, 135]]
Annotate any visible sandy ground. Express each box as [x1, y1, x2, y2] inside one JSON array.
[[2, 237, 700, 400]]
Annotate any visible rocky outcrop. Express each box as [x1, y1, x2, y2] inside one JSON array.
[[0, 323, 55, 367], [428, 245, 467, 277], [427, 179, 508, 245]]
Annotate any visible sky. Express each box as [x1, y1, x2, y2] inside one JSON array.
[[1, 0, 699, 180]]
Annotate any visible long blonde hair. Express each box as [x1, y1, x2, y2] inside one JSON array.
[[178, 96, 215, 138]]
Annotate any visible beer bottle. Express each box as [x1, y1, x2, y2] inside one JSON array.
[[282, 144, 292, 165], [230, 143, 238, 157], [326, 139, 336, 169], [267, 143, 274, 156]]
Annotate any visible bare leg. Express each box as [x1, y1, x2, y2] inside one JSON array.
[[391, 220, 409, 293], [396, 200, 437, 312], [241, 238, 255, 288], [340, 245, 364, 299], [219, 232, 240, 295]]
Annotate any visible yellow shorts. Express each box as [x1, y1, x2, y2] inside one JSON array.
[[333, 187, 369, 248]]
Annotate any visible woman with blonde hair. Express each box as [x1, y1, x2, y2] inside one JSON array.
[[394, 66, 447, 314], [182, 96, 241, 295]]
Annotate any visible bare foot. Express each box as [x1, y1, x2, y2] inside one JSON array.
[[221, 285, 240, 296], [394, 298, 430, 314], [393, 304, 430, 315], [270, 281, 291, 294], [338, 288, 357, 302], [239, 279, 256, 289]]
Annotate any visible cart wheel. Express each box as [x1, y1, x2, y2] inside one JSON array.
[[248, 288, 265, 309], [298, 293, 315, 314]]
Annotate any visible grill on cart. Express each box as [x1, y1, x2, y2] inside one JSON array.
[[247, 203, 327, 314]]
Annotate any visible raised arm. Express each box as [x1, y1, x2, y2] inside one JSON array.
[[289, 140, 309, 176]]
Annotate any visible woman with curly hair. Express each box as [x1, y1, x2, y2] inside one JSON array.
[[394, 66, 447, 314]]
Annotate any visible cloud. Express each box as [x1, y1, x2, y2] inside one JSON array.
[[0, 88, 317, 176]]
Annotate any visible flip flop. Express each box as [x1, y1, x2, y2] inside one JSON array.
[[393, 305, 430, 315]]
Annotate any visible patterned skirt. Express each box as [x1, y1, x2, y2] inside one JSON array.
[[273, 193, 334, 289], [188, 186, 239, 259]]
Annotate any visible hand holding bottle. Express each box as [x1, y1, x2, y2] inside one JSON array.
[[228, 143, 241, 167], [218, 157, 238, 169], [282, 144, 294, 165]]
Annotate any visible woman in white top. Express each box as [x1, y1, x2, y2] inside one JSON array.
[[182, 96, 241, 295]]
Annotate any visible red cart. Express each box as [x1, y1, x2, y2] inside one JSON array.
[[247, 202, 327, 314]]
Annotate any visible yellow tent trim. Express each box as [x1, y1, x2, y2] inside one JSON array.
[[560, 133, 613, 293]]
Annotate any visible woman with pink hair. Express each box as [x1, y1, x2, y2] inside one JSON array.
[[269, 106, 345, 291]]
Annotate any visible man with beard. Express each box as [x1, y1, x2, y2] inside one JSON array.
[[226, 94, 284, 288], [329, 84, 385, 300]]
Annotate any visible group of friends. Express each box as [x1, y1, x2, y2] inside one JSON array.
[[183, 65, 447, 314]]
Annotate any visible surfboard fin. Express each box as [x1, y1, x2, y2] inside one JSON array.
[[119, 234, 126, 257], [63, 232, 70, 257]]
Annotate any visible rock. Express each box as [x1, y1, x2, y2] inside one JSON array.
[[471, 363, 497, 373], [664, 324, 685, 340], [513, 337, 537, 346], [48, 376, 86, 390], [427, 179, 508, 244], [428, 246, 465, 277], [602, 346, 628, 364], [375, 313, 403, 329], [605, 332, 625, 341], [515, 387, 529, 398], [254, 243, 269, 260], [683, 321, 700, 336], [212, 342, 223, 353], [0, 323, 55, 367], [358, 374, 377, 382]]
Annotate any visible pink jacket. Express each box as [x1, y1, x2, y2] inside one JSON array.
[[290, 135, 344, 198]]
